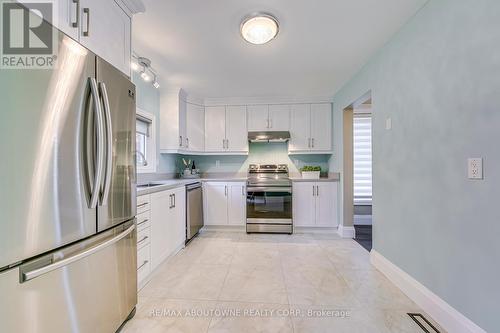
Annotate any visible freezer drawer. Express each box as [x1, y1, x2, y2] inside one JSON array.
[[0, 220, 137, 333]]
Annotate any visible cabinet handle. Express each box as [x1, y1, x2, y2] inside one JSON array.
[[316, 185, 319, 196], [312, 185, 315, 196], [137, 236, 149, 245], [179, 136, 183, 147], [186, 137, 189, 148], [242, 186, 245, 196], [225, 185, 228, 196], [312, 138, 315, 148], [137, 218, 149, 226], [226, 139, 229, 150], [308, 138, 311, 148], [137, 202, 148, 208], [82, 8, 90, 37], [71, 0, 79, 28], [173, 194, 176, 208], [169, 194, 173, 208], [137, 260, 149, 270]]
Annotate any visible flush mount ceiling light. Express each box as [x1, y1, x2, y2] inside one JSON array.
[[240, 13, 279, 45]]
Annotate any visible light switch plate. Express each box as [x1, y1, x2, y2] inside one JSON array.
[[385, 117, 392, 130], [468, 158, 483, 179]]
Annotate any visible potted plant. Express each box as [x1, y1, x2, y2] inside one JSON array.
[[300, 166, 321, 179]]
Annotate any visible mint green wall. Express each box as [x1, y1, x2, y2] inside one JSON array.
[[180, 143, 330, 175], [132, 72, 177, 174], [331, 0, 499, 330]]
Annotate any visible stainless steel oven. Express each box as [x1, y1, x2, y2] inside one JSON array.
[[246, 164, 293, 234]]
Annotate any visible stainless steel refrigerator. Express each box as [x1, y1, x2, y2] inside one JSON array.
[[0, 26, 138, 333]]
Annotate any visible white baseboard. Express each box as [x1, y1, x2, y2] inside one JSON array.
[[370, 250, 486, 333], [201, 225, 246, 232], [337, 225, 356, 238], [294, 226, 338, 234]]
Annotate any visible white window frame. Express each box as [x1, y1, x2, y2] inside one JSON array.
[[353, 110, 372, 206], [136, 108, 157, 173]]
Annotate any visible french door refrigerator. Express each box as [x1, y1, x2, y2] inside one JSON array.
[[0, 28, 137, 332]]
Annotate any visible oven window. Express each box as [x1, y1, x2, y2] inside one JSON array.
[[247, 190, 292, 219]]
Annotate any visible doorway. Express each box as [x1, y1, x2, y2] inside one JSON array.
[[343, 92, 372, 251]]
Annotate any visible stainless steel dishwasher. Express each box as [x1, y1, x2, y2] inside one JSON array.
[[186, 182, 203, 243]]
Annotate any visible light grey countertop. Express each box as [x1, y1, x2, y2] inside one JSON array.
[[137, 172, 340, 196], [137, 175, 247, 196]]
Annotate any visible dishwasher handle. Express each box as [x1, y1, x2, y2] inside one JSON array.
[[186, 183, 202, 191]]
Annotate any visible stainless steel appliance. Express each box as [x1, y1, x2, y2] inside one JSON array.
[[0, 15, 137, 333], [246, 164, 293, 234], [186, 182, 204, 242]]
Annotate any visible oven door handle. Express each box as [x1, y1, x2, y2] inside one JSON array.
[[246, 187, 292, 193]]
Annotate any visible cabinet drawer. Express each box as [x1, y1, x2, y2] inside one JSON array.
[[136, 211, 151, 231], [137, 226, 151, 249], [137, 243, 151, 285], [137, 195, 151, 214]]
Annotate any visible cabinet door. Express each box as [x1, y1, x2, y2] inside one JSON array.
[[203, 183, 228, 225], [289, 104, 311, 152], [228, 183, 246, 225], [310, 104, 332, 152], [269, 105, 290, 131], [51, 0, 79, 40], [79, 0, 131, 76], [226, 106, 248, 152], [205, 106, 226, 152], [171, 187, 186, 251], [292, 182, 315, 227], [150, 190, 172, 270], [186, 103, 204, 152], [315, 183, 337, 227], [247, 105, 269, 131], [179, 98, 187, 148]]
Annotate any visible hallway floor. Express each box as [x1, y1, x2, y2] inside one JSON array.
[[122, 231, 443, 333]]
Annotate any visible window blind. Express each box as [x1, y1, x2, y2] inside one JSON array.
[[136, 116, 151, 137], [353, 114, 372, 205]]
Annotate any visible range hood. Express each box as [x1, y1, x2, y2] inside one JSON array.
[[248, 131, 291, 143]]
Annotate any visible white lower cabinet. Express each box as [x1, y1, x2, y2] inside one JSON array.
[[136, 194, 151, 289], [148, 186, 186, 272], [293, 182, 338, 227], [204, 182, 246, 226]]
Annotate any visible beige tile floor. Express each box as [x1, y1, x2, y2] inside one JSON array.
[[122, 231, 444, 333]]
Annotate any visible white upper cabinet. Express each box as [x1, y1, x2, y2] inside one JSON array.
[[54, 0, 79, 40], [248, 104, 290, 131], [289, 103, 332, 153], [160, 89, 187, 152], [268, 104, 290, 131], [186, 103, 205, 152], [289, 104, 311, 152], [79, 0, 131, 76], [247, 105, 269, 131], [310, 104, 332, 152], [225, 106, 248, 153], [205, 106, 247, 154], [205, 106, 226, 152]]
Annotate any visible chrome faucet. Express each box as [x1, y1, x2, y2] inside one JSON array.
[[136, 151, 148, 166]]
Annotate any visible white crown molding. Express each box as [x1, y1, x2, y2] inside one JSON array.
[[203, 95, 334, 107], [370, 250, 487, 333], [337, 225, 355, 238], [116, 0, 145, 15]]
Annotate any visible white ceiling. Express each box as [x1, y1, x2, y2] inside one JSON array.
[[133, 0, 427, 99]]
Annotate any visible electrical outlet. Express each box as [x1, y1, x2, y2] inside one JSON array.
[[468, 158, 483, 179]]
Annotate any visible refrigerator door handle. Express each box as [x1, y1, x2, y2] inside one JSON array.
[[20, 224, 136, 283], [98, 82, 113, 205], [88, 77, 105, 209]]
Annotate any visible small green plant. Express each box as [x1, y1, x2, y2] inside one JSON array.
[[300, 166, 321, 172]]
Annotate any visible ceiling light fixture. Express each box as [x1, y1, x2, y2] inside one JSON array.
[[132, 54, 160, 88], [240, 12, 279, 45]]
